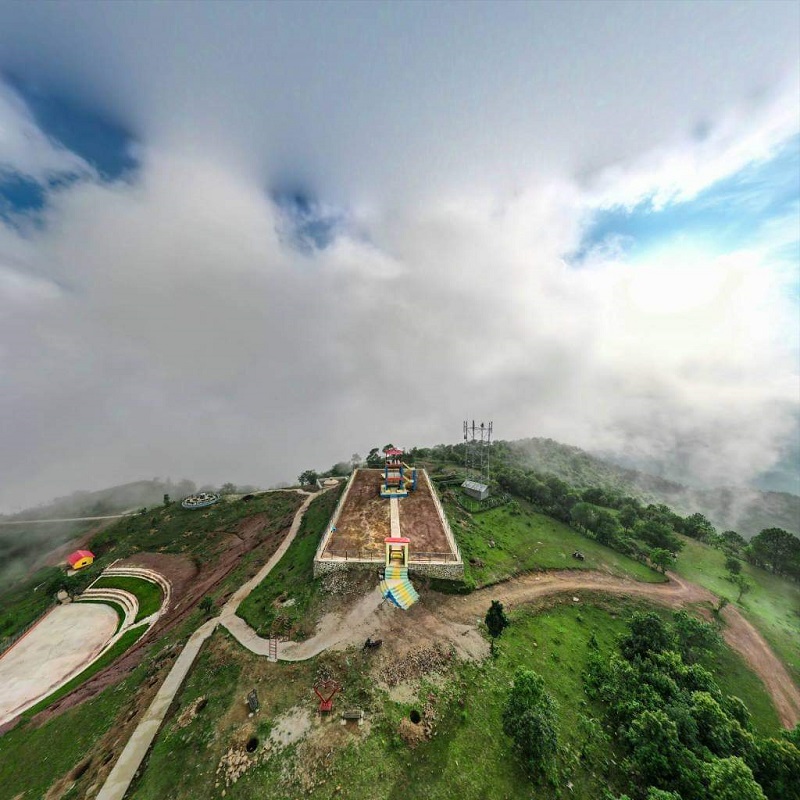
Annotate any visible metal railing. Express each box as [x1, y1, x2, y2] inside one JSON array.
[[318, 547, 460, 563]]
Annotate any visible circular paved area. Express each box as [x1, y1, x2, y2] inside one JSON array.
[[0, 602, 117, 725]]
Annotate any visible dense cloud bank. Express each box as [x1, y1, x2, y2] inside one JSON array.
[[0, 2, 798, 511]]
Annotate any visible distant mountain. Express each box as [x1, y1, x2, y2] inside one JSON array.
[[0, 479, 197, 585], [508, 438, 799, 537], [0, 478, 197, 522]]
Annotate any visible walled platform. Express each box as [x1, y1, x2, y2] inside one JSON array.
[[314, 469, 463, 579]]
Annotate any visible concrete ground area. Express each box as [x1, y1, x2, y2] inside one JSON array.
[[0, 603, 117, 726], [322, 469, 453, 560]]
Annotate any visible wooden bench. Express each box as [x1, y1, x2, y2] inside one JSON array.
[[340, 709, 365, 725]]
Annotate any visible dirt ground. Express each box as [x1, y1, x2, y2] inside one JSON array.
[[398, 472, 453, 557], [323, 469, 454, 559], [23, 502, 301, 728], [323, 470, 389, 558], [285, 569, 800, 728]]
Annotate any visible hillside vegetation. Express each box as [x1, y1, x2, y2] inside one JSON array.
[[508, 437, 799, 537]]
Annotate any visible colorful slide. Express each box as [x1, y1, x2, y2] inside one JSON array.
[[380, 536, 419, 609], [380, 564, 420, 610], [401, 463, 417, 491]]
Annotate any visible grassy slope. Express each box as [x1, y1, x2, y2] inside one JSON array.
[[236, 486, 344, 638], [0, 606, 207, 800], [89, 491, 302, 565], [131, 599, 780, 800], [673, 534, 800, 686], [0, 492, 303, 644], [0, 645, 151, 800], [93, 575, 163, 621], [446, 497, 665, 587]]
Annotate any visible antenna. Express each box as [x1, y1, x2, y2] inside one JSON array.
[[463, 419, 493, 482]]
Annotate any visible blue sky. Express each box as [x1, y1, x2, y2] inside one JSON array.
[[571, 134, 800, 269]]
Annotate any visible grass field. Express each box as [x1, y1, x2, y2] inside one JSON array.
[[444, 496, 665, 588], [236, 486, 344, 638], [130, 597, 780, 800], [672, 534, 800, 686], [93, 575, 163, 621]]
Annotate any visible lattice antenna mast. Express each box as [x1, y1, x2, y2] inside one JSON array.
[[463, 420, 493, 482]]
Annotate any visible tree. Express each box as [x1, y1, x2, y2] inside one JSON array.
[[297, 469, 319, 486], [382, 443, 395, 454], [620, 612, 675, 661], [705, 756, 766, 800], [748, 528, 800, 575], [570, 502, 598, 532], [624, 709, 686, 788], [636, 520, 684, 556], [502, 668, 559, 777], [672, 610, 721, 663], [220, 482, 237, 494], [199, 596, 214, 615], [163, 493, 171, 507], [682, 512, 717, 542], [721, 530, 747, 552], [593, 509, 623, 546], [752, 735, 800, 800], [350, 453, 361, 468], [366, 448, 382, 467], [620, 505, 639, 531], [725, 556, 742, 576], [485, 600, 509, 639], [731, 574, 751, 603], [651, 548, 675, 574]]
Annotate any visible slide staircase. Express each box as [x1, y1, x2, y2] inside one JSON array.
[[380, 564, 419, 610]]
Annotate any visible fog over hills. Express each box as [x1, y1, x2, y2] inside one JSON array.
[[0, 2, 798, 514], [511, 438, 799, 537]]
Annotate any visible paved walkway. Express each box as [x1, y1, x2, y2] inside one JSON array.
[[95, 489, 320, 800]]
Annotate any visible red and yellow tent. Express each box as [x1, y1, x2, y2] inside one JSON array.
[[66, 550, 95, 570]]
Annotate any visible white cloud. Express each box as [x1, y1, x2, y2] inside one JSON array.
[[0, 83, 92, 181], [0, 3, 798, 511]]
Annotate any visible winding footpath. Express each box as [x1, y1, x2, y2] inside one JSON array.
[[97, 491, 799, 800], [96, 488, 322, 800]]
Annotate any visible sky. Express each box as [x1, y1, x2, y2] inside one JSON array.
[[0, 1, 798, 511]]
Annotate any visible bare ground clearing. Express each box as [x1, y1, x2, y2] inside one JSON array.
[[275, 569, 800, 728]]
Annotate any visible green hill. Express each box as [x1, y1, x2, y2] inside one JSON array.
[[508, 437, 799, 537]]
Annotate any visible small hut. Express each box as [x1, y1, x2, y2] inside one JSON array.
[[66, 550, 95, 570], [462, 480, 490, 501]]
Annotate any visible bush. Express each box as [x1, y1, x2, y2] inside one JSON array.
[[502, 668, 559, 778]]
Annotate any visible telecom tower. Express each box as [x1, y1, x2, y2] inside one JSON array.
[[463, 420, 493, 482]]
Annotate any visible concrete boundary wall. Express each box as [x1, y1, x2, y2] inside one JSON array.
[[313, 468, 464, 579]]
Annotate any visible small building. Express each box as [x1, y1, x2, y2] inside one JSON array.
[[67, 550, 95, 570], [462, 480, 490, 501]]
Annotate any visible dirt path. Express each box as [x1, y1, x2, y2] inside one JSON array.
[[94, 489, 324, 800], [239, 568, 799, 728], [438, 570, 800, 728]]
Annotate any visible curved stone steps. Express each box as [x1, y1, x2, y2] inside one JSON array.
[[97, 566, 171, 615], [78, 588, 139, 631]]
